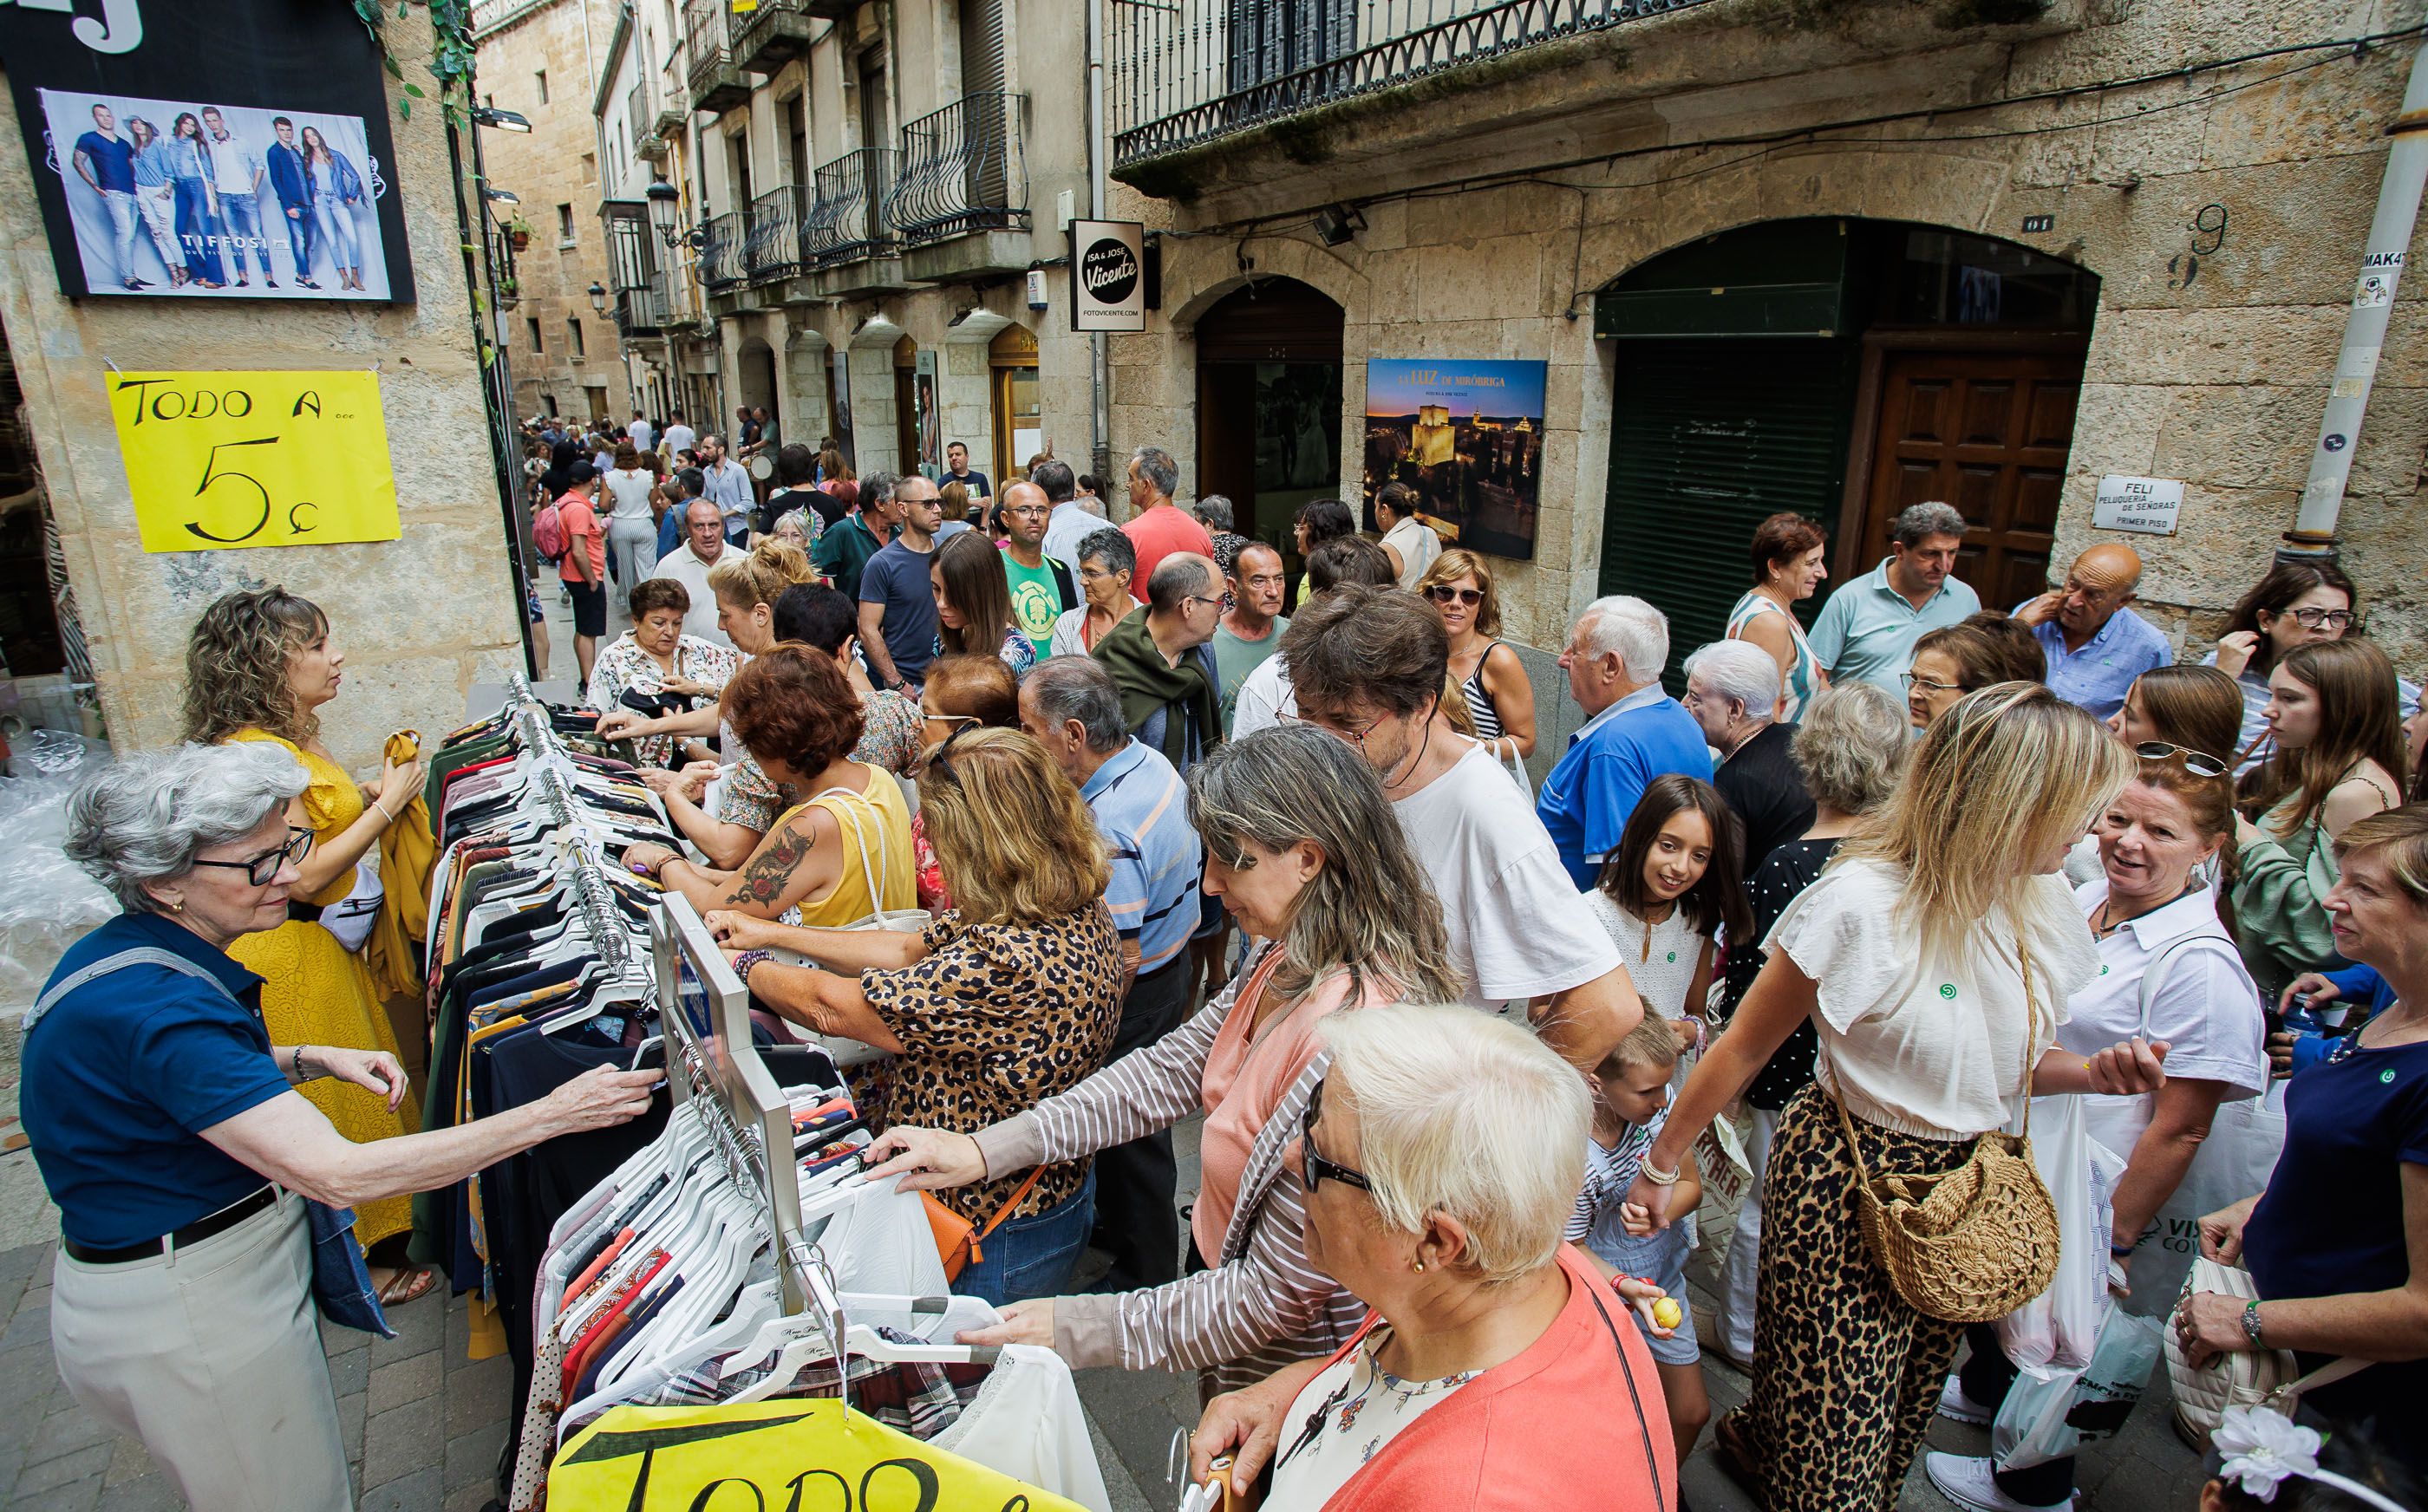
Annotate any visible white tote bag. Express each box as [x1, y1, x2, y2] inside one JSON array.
[[2096, 937, 2286, 1319]]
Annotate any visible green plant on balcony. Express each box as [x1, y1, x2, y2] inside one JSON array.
[[497, 274, 519, 303], [505, 214, 535, 251]]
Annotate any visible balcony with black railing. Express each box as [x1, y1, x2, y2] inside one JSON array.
[[731, 0, 817, 72], [800, 148, 908, 295], [617, 280, 669, 338], [745, 185, 804, 284], [698, 211, 747, 290], [629, 78, 668, 165], [886, 94, 1029, 249], [683, 0, 750, 114], [1110, 0, 1722, 169]]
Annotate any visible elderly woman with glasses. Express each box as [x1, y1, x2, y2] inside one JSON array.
[[1185, 1003, 1680, 1511], [22, 743, 656, 1512], [708, 726, 1125, 1304], [865, 724, 1465, 1393]]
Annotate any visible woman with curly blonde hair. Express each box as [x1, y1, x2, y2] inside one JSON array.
[[180, 588, 434, 1302]]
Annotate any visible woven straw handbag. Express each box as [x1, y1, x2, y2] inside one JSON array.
[[1831, 951, 2061, 1323]]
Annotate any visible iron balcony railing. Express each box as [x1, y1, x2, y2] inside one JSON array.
[[884, 93, 1028, 247], [617, 280, 669, 336], [626, 77, 649, 143], [745, 185, 804, 282], [682, 0, 735, 97], [1110, 0, 1720, 166], [805, 148, 899, 267], [698, 211, 747, 290]]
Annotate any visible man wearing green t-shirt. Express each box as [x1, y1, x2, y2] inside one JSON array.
[[998, 479, 1076, 660], [1211, 540, 1289, 734]]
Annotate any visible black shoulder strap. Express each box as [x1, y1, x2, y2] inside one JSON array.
[[1048, 557, 1079, 612]]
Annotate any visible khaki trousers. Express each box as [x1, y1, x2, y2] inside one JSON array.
[[50, 1193, 350, 1512]]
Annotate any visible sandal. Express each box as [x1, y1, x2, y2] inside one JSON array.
[[373, 1264, 439, 1307], [1711, 1411, 1766, 1510]]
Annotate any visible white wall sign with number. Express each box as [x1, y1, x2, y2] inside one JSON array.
[[1068, 219, 1145, 332]]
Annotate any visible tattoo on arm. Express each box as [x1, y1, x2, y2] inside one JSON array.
[[726, 820, 813, 908]]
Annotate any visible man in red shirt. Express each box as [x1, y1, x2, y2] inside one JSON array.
[[1118, 445, 1213, 598], [558, 462, 608, 684]]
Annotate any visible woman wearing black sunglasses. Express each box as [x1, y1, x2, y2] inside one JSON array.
[[1185, 1003, 1679, 1511]]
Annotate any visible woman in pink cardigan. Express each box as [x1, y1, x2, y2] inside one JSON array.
[[1187, 1002, 1680, 1511]]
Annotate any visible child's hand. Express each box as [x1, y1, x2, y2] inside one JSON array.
[[1620, 1201, 1655, 1238], [1613, 1276, 1678, 1339]]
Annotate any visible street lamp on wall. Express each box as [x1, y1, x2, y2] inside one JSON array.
[[645, 172, 703, 251], [472, 106, 533, 133], [588, 282, 610, 316]]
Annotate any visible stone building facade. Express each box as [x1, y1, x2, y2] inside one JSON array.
[[0, 10, 525, 769], [611, 0, 1097, 491], [473, 0, 632, 423], [1103, 0, 2428, 678]]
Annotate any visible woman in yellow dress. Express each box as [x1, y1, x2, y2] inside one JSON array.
[[183, 587, 434, 1301]]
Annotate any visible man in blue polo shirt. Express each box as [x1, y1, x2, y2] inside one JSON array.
[[1806, 499, 1981, 694], [71, 101, 149, 291], [1537, 595, 1713, 890], [2012, 542, 2172, 720], [1020, 655, 1204, 1293]]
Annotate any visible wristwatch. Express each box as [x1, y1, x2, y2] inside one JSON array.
[[2240, 1300, 2267, 1348]]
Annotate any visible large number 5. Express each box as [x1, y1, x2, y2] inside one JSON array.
[[186, 438, 277, 544]]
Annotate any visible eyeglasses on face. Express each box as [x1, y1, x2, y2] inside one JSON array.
[[2134, 740, 2230, 779], [1901, 672, 1967, 695], [2287, 607, 2356, 630], [1425, 585, 1484, 608], [192, 825, 314, 886], [1278, 709, 1374, 750], [1300, 1079, 1374, 1195], [1183, 594, 1225, 613]]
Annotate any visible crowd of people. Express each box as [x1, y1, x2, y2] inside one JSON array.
[[21, 447, 2428, 1512]]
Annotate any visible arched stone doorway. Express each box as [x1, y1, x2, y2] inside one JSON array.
[[1194, 278, 1343, 564], [1595, 217, 2098, 669]]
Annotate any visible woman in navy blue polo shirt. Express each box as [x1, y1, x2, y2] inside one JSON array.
[[2177, 803, 2428, 1477], [23, 742, 656, 1512]]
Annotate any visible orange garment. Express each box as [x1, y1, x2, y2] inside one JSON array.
[[1191, 951, 1370, 1264]]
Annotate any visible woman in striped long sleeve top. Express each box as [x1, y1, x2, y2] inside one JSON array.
[[865, 723, 1465, 1397]]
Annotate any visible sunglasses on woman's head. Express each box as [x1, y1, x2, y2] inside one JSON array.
[[1425, 585, 1483, 608], [2134, 740, 2230, 779]]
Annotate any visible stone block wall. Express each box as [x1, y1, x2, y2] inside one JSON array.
[[0, 15, 526, 771], [1110, 0, 2428, 681]]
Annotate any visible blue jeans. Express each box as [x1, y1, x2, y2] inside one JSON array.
[[173, 179, 222, 282], [277, 199, 314, 280], [953, 1170, 1094, 1307], [313, 192, 361, 275], [218, 192, 267, 282], [100, 189, 141, 284]]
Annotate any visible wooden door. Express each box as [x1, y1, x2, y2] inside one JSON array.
[[1859, 348, 2084, 611]]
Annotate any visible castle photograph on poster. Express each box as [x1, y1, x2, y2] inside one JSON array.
[[1362, 358, 1547, 561]]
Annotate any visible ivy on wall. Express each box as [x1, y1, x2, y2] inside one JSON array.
[[352, 0, 477, 123]]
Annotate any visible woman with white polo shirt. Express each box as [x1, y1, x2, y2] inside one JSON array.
[[1927, 743, 2268, 1512]]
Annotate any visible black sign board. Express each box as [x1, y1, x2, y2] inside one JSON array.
[[0, 0, 417, 303]]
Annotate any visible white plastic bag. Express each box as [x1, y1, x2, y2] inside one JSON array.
[[0, 752, 120, 1018], [1994, 1093, 2116, 1371], [2112, 1083, 2286, 1319], [1992, 1307, 2164, 1471]]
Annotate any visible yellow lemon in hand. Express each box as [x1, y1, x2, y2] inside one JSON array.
[[1651, 1297, 1683, 1331]]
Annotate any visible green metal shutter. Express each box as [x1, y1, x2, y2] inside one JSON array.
[[1598, 337, 1857, 694]]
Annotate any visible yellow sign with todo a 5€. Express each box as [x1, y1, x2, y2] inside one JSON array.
[[109, 370, 400, 552]]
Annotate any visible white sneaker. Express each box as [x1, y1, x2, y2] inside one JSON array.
[[1924, 1453, 2069, 1512], [1936, 1375, 1994, 1426]]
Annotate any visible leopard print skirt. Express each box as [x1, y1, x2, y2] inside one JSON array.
[[1743, 1084, 1979, 1512]]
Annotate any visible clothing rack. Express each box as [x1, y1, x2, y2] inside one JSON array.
[[651, 892, 851, 1403]]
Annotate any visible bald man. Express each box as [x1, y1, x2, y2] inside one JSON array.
[[2012, 542, 2173, 719]]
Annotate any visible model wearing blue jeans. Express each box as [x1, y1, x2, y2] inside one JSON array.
[[218, 193, 269, 286], [952, 1169, 1094, 1307]]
